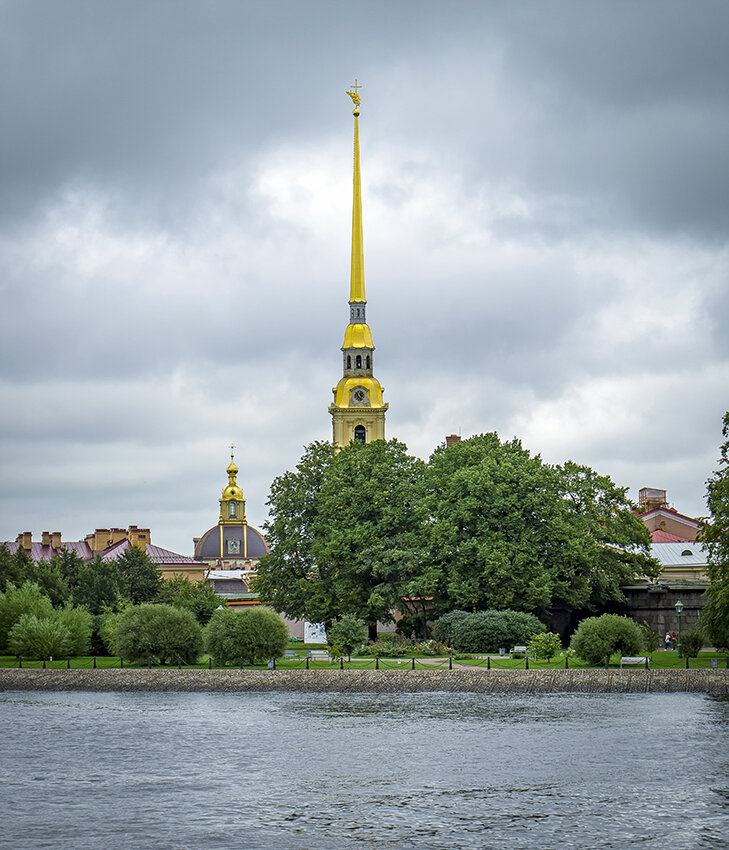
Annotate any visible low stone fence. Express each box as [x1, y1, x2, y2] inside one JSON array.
[[1, 668, 728, 694]]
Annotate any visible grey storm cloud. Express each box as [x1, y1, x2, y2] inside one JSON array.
[[1, 0, 727, 553]]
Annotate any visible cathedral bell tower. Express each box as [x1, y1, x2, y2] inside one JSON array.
[[329, 81, 388, 447]]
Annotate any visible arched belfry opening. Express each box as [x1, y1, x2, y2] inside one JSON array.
[[354, 425, 366, 444]]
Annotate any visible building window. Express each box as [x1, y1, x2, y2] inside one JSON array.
[[229, 502, 236, 517], [366, 355, 371, 369], [354, 425, 366, 443], [347, 355, 351, 369], [356, 355, 362, 368]]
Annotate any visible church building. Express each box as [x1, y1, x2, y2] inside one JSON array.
[[193, 452, 268, 573], [329, 84, 388, 447]]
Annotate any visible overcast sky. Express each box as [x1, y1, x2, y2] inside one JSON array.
[[1, 0, 727, 556]]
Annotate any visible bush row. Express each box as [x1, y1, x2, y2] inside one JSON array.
[[0, 581, 290, 664]]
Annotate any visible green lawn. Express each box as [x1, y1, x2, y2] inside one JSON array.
[[1, 650, 726, 670]]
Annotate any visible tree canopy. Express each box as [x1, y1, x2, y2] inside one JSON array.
[[114, 546, 162, 604], [252, 439, 426, 636], [425, 434, 657, 617], [157, 575, 222, 624], [254, 433, 656, 631], [699, 411, 729, 650]]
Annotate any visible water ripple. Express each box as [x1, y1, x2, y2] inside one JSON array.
[[0, 691, 727, 849]]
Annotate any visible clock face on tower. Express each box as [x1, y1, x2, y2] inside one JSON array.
[[350, 387, 370, 407]]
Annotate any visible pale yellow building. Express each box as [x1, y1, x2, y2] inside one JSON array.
[[329, 85, 388, 447]]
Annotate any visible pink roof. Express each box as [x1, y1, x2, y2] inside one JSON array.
[[2, 540, 93, 561], [650, 529, 692, 543], [99, 539, 204, 566], [2, 537, 204, 569]]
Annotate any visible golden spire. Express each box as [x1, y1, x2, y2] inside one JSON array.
[[330, 82, 388, 447], [347, 80, 365, 303]]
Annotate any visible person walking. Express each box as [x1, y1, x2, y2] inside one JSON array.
[[665, 632, 672, 651]]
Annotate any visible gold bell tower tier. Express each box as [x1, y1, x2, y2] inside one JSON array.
[[329, 81, 388, 447]]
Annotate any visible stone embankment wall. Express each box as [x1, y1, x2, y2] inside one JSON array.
[[1, 668, 727, 694]]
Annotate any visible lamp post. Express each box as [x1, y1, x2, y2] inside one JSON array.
[[674, 599, 684, 659]]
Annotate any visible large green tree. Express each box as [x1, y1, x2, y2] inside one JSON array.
[[115, 546, 162, 604], [253, 439, 426, 637], [425, 433, 657, 617], [0, 546, 72, 606], [72, 555, 128, 614], [698, 411, 729, 650], [251, 440, 335, 623]]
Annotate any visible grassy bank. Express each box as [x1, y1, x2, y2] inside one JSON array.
[[1, 650, 726, 671]]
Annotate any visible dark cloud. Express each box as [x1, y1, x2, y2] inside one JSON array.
[[0, 0, 727, 553]]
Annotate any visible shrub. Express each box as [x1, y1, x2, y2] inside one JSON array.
[[527, 632, 562, 661], [570, 614, 643, 666], [681, 630, 705, 658], [394, 612, 432, 640], [204, 606, 288, 665], [433, 610, 469, 646], [452, 611, 510, 653], [88, 613, 111, 656], [698, 600, 729, 652], [157, 575, 222, 625], [0, 582, 54, 650], [448, 609, 545, 653], [115, 603, 202, 664], [639, 620, 661, 654], [374, 632, 401, 645], [7, 614, 73, 659], [502, 610, 546, 645], [327, 614, 367, 658], [99, 610, 122, 655], [413, 639, 453, 656], [356, 640, 414, 658], [54, 604, 93, 656]]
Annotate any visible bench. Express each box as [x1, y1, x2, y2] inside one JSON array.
[[620, 656, 650, 669], [509, 646, 528, 659], [306, 650, 331, 662], [283, 650, 297, 659]]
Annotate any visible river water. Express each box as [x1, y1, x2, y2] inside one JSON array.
[[0, 690, 727, 849]]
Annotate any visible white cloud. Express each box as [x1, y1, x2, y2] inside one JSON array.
[[1, 2, 727, 554]]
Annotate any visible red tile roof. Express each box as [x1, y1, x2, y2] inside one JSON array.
[[650, 529, 692, 543]]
